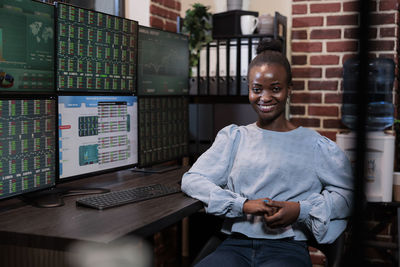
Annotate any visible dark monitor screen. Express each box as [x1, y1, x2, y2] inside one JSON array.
[[0, 0, 54, 92], [56, 3, 138, 93], [138, 96, 188, 167], [0, 98, 56, 200], [58, 95, 138, 179], [138, 26, 189, 96]]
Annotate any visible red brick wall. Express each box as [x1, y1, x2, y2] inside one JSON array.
[[290, 0, 399, 141], [150, 0, 181, 32]]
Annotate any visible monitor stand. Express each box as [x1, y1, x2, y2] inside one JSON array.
[[21, 187, 110, 208], [132, 164, 181, 174]]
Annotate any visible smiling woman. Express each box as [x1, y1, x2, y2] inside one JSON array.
[[181, 38, 354, 267]]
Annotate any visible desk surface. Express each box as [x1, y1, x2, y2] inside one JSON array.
[[0, 167, 202, 250]]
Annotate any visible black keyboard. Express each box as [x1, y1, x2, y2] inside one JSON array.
[[76, 183, 181, 210]]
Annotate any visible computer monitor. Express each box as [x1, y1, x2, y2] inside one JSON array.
[[56, 2, 138, 93], [0, 0, 54, 92], [0, 98, 56, 200], [138, 26, 189, 96], [58, 95, 138, 179], [138, 96, 188, 168]]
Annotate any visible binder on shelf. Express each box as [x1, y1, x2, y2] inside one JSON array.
[[218, 44, 228, 95], [189, 66, 198, 95], [199, 46, 207, 95], [209, 43, 217, 95]]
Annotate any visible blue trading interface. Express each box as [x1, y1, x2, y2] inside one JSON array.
[[0, 99, 56, 199], [57, 3, 137, 93], [58, 95, 138, 179]]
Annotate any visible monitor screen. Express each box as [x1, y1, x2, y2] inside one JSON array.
[[0, 98, 56, 200], [0, 0, 54, 92], [56, 3, 137, 93], [58, 95, 138, 179], [138, 96, 188, 167], [138, 26, 189, 96]]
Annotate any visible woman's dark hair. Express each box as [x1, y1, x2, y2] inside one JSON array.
[[248, 38, 292, 86]]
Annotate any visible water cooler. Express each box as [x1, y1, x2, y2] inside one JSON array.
[[336, 58, 395, 202]]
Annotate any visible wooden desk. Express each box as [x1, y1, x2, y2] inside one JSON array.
[[0, 167, 202, 251]]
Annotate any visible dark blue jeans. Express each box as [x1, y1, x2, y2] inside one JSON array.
[[195, 237, 312, 267]]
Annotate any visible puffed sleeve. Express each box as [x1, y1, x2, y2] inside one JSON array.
[[181, 124, 247, 218], [297, 136, 354, 244]]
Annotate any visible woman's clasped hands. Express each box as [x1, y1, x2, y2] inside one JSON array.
[[243, 198, 300, 228]]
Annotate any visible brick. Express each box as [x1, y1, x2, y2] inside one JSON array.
[[291, 92, 322, 104], [342, 54, 358, 64], [308, 80, 339, 91], [371, 13, 396, 25], [344, 28, 358, 39], [323, 119, 344, 129], [168, 10, 179, 20], [327, 41, 358, 52], [309, 106, 339, 116], [292, 67, 322, 78], [150, 5, 169, 18], [150, 16, 164, 29], [343, 1, 358, 12], [343, 1, 377, 11], [379, 54, 396, 61], [290, 117, 320, 127], [310, 29, 341, 39], [164, 0, 175, 9], [370, 0, 378, 11], [326, 68, 343, 78], [292, 42, 322, 52], [292, 30, 307, 40], [325, 93, 343, 104], [310, 3, 340, 13], [164, 21, 177, 32], [344, 27, 377, 39], [152, 0, 164, 4], [318, 130, 337, 141], [176, 1, 181, 11], [327, 14, 358, 26], [290, 105, 305, 115], [292, 55, 307, 65], [380, 27, 396, 37], [370, 40, 395, 51], [292, 80, 305, 91], [379, 0, 398, 11], [310, 55, 339, 65], [293, 4, 307, 14], [293, 17, 324, 28]]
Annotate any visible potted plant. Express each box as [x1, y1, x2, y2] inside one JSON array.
[[181, 3, 212, 74]]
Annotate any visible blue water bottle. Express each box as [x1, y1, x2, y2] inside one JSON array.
[[342, 58, 395, 131]]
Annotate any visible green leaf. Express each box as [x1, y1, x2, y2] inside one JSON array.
[[181, 3, 212, 68]]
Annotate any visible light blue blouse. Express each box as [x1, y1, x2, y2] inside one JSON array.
[[181, 123, 353, 244]]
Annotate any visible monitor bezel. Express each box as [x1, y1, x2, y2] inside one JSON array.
[[137, 25, 190, 96], [54, 1, 139, 94], [56, 93, 139, 183], [0, 95, 58, 201]]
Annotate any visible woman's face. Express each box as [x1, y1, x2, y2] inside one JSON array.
[[248, 63, 291, 128]]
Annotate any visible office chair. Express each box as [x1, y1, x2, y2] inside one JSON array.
[[191, 230, 346, 267]]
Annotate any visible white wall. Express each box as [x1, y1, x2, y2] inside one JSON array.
[[125, 0, 150, 26]]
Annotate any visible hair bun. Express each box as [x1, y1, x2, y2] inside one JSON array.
[[256, 38, 283, 55]]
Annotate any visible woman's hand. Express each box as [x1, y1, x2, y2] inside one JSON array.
[[243, 198, 278, 216], [263, 200, 300, 228]]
